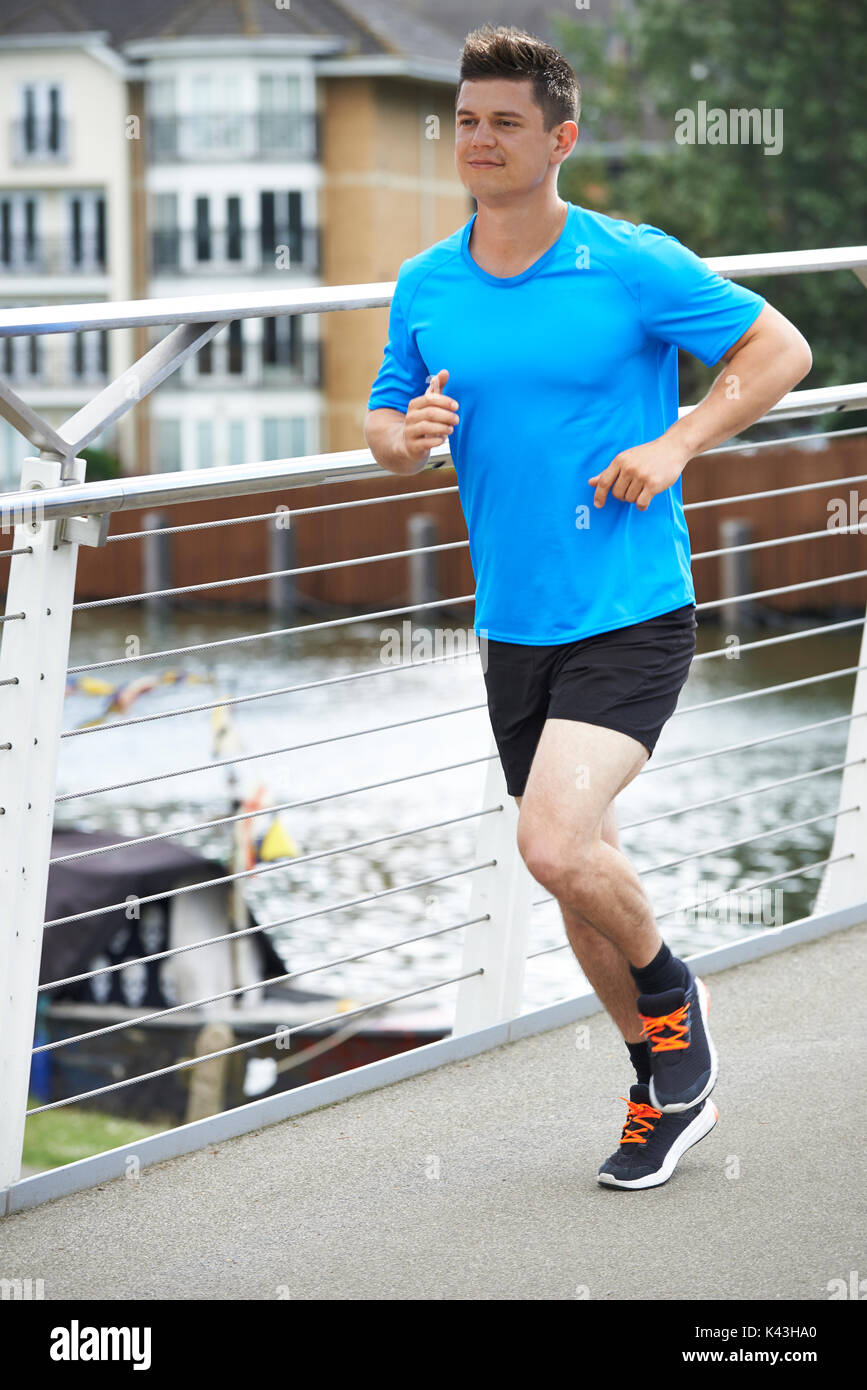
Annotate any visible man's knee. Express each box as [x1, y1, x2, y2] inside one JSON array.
[[517, 822, 598, 894]]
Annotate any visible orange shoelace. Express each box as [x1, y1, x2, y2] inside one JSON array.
[[619, 1095, 663, 1145], [639, 1001, 690, 1052]]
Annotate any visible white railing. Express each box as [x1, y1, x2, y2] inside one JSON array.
[[1, 248, 867, 1200]]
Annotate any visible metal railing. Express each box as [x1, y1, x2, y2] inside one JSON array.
[[147, 112, 319, 163], [151, 226, 321, 277], [0, 235, 107, 276], [1, 244, 866, 1198]]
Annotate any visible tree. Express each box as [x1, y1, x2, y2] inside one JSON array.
[[553, 0, 867, 424]]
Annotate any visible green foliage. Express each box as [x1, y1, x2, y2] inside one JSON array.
[[79, 446, 123, 482], [552, 0, 867, 420]]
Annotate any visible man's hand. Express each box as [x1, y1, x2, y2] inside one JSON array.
[[588, 436, 690, 511], [402, 368, 459, 464]]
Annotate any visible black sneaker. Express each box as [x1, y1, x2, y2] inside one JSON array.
[[638, 966, 718, 1113], [597, 1084, 718, 1189]]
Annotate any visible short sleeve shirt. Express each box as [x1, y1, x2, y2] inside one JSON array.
[[367, 202, 766, 644]]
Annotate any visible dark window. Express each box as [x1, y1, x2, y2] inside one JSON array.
[[0, 201, 10, 264], [28, 337, 40, 376], [48, 87, 61, 152], [263, 315, 277, 365], [96, 197, 106, 266], [98, 331, 108, 376], [226, 196, 242, 260], [24, 199, 37, 261], [260, 191, 275, 265], [73, 332, 84, 377], [197, 340, 213, 374], [228, 320, 243, 374], [23, 87, 36, 153], [70, 198, 82, 265], [287, 191, 302, 262], [195, 197, 211, 261]]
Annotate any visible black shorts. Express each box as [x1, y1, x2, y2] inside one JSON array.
[[481, 604, 697, 797]]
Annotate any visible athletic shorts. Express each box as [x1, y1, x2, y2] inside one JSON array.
[[481, 603, 697, 797]]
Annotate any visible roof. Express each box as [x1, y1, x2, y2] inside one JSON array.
[[0, 0, 461, 65]]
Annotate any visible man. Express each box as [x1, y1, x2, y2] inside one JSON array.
[[363, 25, 812, 1189]]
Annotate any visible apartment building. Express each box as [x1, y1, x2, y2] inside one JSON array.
[[0, 30, 134, 489], [0, 0, 470, 485]]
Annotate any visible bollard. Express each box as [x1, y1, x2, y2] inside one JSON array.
[[142, 511, 172, 614], [268, 513, 296, 618], [719, 518, 753, 631], [407, 513, 438, 618]]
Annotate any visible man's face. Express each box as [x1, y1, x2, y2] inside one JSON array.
[[455, 77, 574, 201]]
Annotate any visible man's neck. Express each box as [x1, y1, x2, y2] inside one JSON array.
[[469, 196, 569, 275]]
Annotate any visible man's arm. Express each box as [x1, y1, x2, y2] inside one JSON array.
[[364, 406, 423, 475], [663, 302, 812, 460], [364, 369, 460, 476], [589, 304, 812, 510]]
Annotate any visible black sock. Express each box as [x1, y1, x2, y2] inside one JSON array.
[[629, 941, 687, 996], [626, 1040, 651, 1086]]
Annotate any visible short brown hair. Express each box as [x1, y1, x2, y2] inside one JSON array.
[[458, 24, 580, 131]]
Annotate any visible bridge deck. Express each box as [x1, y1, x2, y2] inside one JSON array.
[[3, 920, 864, 1300]]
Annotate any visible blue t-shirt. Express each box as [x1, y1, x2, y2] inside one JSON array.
[[367, 202, 766, 644]]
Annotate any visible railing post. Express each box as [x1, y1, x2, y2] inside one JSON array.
[[814, 596, 867, 915], [453, 736, 534, 1035], [0, 454, 85, 1198]]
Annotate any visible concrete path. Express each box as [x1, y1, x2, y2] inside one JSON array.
[[2, 922, 864, 1300]]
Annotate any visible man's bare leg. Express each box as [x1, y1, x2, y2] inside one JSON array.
[[516, 719, 661, 960], [515, 792, 644, 1043]]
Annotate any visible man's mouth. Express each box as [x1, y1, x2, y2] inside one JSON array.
[[469, 160, 503, 167]]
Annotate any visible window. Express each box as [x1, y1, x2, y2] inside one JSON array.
[[262, 315, 299, 369], [196, 420, 214, 470], [227, 320, 243, 374], [68, 192, 107, 271], [70, 331, 108, 380], [259, 191, 302, 267], [0, 195, 39, 269], [229, 421, 246, 467], [153, 192, 179, 271], [263, 418, 306, 462], [195, 197, 211, 261], [1, 336, 40, 382], [226, 196, 242, 261], [18, 82, 65, 159], [155, 420, 182, 473], [258, 74, 302, 154], [189, 73, 243, 154]]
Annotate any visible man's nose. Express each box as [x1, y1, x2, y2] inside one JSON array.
[[470, 123, 496, 147]]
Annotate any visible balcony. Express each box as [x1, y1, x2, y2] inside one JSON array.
[[10, 116, 69, 163], [0, 236, 106, 276], [150, 226, 320, 277], [165, 335, 323, 391], [147, 112, 319, 163]]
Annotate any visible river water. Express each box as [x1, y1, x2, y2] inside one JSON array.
[[58, 606, 860, 1015]]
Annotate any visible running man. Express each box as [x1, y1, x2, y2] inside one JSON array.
[[363, 25, 812, 1188]]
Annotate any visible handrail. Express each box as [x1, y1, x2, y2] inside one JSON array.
[[0, 244, 864, 338], [2, 380, 866, 527]]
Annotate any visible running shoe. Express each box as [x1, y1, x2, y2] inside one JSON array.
[[597, 1083, 718, 1189], [638, 966, 718, 1112]]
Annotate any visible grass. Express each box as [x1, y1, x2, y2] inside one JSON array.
[[22, 1097, 173, 1174]]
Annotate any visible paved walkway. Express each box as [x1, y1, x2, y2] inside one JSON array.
[[2, 922, 864, 1300]]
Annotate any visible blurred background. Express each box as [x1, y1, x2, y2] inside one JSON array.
[[1, 0, 865, 1167]]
